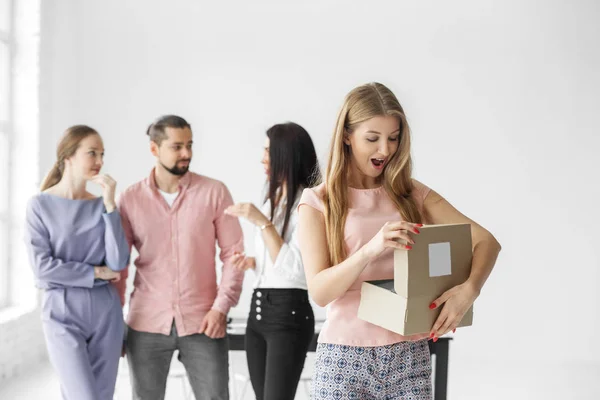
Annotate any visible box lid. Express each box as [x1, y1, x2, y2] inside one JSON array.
[[393, 223, 473, 297]]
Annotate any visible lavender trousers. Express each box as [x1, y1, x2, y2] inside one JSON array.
[[41, 283, 124, 400]]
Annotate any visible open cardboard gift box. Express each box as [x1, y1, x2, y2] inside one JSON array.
[[357, 223, 474, 336]]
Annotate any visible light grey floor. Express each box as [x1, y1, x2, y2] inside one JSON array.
[[1, 352, 599, 400]]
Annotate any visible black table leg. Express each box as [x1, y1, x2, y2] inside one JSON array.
[[434, 339, 449, 400]]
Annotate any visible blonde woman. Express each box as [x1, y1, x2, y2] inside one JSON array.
[[298, 83, 501, 399], [24, 125, 129, 400]]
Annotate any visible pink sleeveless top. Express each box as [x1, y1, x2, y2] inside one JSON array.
[[299, 180, 431, 346]]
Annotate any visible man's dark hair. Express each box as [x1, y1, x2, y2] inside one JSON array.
[[146, 115, 191, 145]]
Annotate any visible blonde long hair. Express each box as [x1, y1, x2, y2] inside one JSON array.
[[40, 125, 99, 191], [324, 82, 423, 265]]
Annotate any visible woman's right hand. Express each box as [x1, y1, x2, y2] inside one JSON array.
[[362, 221, 423, 259], [89, 174, 117, 213], [94, 266, 121, 282]]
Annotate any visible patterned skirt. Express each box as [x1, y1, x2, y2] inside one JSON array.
[[311, 339, 432, 400]]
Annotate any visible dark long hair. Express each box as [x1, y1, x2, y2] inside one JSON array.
[[265, 122, 320, 237]]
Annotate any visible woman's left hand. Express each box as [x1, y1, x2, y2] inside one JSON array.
[[231, 252, 256, 271], [429, 281, 479, 339], [224, 203, 270, 226]]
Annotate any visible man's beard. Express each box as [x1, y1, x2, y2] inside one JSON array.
[[161, 160, 190, 176]]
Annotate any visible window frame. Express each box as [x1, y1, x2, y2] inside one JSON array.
[[0, 0, 13, 308]]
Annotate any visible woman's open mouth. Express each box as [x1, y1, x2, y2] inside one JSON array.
[[371, 158, 386, 169]]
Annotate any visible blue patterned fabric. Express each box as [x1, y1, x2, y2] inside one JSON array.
[[311, 340, 432, 400]]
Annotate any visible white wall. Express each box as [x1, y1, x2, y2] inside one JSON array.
[[0, 0, 47, 386], [0, 310, 46, 382], [38, 0, 600, 369]]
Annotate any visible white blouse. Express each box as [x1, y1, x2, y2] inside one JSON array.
[[253, 193, 307, 290]]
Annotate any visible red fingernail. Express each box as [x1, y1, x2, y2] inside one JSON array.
[[406, 245, 412, 250], [452, 328, 456, 333], [429, 332, 435, 338], [429, 303, 436, 309], [416, 224, 423, 227], [414, 228, 420, 234], [433, 337, 438, 343]]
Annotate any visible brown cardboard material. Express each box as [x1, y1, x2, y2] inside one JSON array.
[[357, 223, 474, 336]]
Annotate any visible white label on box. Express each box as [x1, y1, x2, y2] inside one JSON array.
[[429, 242, 451, 277]]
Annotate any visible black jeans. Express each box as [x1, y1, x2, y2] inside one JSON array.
[[245, 288, 315, 400]]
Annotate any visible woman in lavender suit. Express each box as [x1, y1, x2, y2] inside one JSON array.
[[24, 125, 130, 400]]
